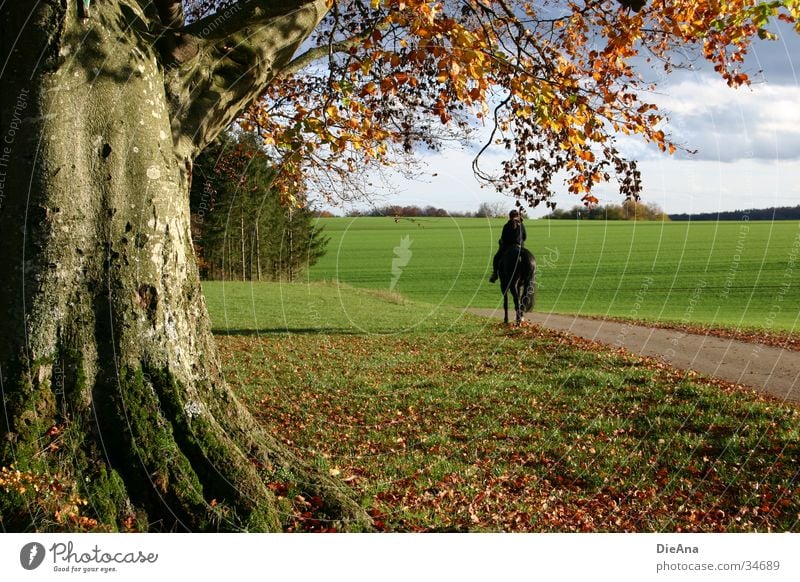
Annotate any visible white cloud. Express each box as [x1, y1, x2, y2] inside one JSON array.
[[315, 30, 800, 215], [634, 75, 800, 162], [632, 158, 800, 214]]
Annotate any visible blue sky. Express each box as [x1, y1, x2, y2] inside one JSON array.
[[327, 24, 800, 217]]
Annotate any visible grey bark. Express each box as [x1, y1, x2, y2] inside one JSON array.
[[0, 0, 368, 531]]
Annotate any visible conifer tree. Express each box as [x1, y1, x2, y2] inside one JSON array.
[[190, 133, 329, 281]]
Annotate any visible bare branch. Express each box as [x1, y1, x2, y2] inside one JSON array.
[[278, 36, 367, 78]]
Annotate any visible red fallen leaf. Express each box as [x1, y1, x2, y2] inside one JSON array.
[[267, 482, 289, 497], [367, 508, 388, 531], [47, 426, 60, 437]]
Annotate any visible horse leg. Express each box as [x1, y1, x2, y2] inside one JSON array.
[[503, 289, 509, 324], [511, 286, 521, 324]]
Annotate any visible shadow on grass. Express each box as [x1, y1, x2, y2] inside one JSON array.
[[212, 324, 472, 336], [212, 327, 362, 336]]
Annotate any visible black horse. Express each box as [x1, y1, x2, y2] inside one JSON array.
[[498, 245, 536, 324]]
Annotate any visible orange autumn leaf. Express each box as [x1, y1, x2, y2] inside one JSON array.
[[232, 0, 798, 207]]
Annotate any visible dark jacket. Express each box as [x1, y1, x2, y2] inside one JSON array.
[[499, 220, 526, 248]]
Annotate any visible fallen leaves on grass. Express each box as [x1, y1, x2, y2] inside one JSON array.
[[217, 324, 800, 532], [579, 315, 800, 352]]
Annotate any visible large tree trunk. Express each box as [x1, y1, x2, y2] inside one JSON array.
[[0, 1, 368, 532]]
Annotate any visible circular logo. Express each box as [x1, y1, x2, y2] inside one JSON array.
[[20, 542, 46, 570]]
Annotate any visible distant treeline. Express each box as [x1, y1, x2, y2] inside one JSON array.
[[347, 205, 459, 217], [668, 206, 800, 221], [345, 201, 508, 218], [545, 201, 669, 221], [327, 203, 800, 221]]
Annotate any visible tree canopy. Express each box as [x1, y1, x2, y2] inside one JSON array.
[[2, 0, 799, 533], [171, 0, 798, 208]]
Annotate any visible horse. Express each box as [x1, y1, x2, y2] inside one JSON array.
[[498, 245, 536, 324]]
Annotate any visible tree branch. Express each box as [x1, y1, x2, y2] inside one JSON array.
[[278, 36, 366, 78], [165, 0, 331, 160]]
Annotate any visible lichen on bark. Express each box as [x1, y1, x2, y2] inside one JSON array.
[[0, 0, 370, 532]]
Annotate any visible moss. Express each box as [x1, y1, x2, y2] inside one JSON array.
[[60, 347, 89, 407], [85, 465, 132, 529], [146, 367, 282, 531], [101, 367, 211, 529], [1, 354, 285, 532], [1, 347, 362, 531], [1, 359, 57, 463], [1, 398, 131, 532], [98, 365, 288, 531]]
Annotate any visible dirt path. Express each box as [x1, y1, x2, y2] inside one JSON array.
[[468, 309, 800, 404]]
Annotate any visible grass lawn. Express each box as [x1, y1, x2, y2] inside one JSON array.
[[307, 218, 800, 331], [206, 281, 800, 532]]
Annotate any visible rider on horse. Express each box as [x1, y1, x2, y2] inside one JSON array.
[[489, 209, 527, 283]]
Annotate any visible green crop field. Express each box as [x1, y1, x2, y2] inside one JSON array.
[[307, 217, 800, 331], [201, 282, 800, 532], [197, 217, 800, 533]]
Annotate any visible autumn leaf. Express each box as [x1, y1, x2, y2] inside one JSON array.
[[233, 0, 798, 208]]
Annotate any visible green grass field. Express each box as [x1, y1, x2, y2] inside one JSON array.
[[200, 218, 800, 531], [204, 282, 800, 532], [307, 218, 800, 331]]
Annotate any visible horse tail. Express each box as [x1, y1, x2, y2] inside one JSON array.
[[522, 249, 536, 312]]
